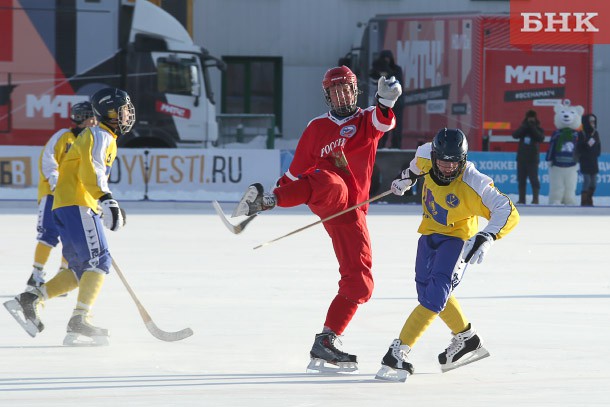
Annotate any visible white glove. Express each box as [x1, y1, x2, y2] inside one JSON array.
[[376, 76, 402, 108], [391, 169, 416, 196], [462, 232, 495, 264], [99, 194, 124, 231], [48, 173, 58, 192]]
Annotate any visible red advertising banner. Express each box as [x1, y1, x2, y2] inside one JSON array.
[[484, 49, 591, 150], [510, 0, 610, 45]]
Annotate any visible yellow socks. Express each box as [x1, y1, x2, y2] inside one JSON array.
[[439, 296, 469, 334], [42, 268, 78, 299], [75, 271, 105, 314], [33, 242, 53, 269], [399, 305, 438, 348]]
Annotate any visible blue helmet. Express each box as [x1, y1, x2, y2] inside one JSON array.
[[91, 87, 135, 136], [431, 128, 468, 184]]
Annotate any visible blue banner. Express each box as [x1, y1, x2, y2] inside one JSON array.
[[468, 152, 610, 196], [280, 150, 610, 196]]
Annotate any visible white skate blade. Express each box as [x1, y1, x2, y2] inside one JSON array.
[[63, 332, 109, 347], [3, 299, 40, 338], [375, 365, 409, 382], [231, 186, 259, 217], [440, 347, 490, 373], [306, 358, 358, 374]]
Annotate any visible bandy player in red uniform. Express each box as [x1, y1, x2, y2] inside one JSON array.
[[232, 65, 402, 373]]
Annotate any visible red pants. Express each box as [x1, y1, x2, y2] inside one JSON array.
[[274, 170, 374, 334]]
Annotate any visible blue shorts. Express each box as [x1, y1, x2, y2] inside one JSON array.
[[52, 205, 111, 278], [414, 234, 467, 313], [36, 195, 60, 247]]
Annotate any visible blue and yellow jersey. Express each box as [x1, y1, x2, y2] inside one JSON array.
[[409, 143, 519, 240], [52, 123, 118, 211], [37, 128, 78, 202]]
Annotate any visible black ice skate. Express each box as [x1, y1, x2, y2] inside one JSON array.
[[3, 290, 45, 337], [306, 332, 358, 374], [375, 339, 414, 382], [438, 324, 490, 372], [231, 183, 276, 217], [63, 314, 109, 346]]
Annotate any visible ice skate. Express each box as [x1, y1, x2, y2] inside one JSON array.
[[232, 183, 276, 217], [3, 290, 45, 337], [375, 339, 414, 382], [306, 332, 358, 374], [63, 314, 109, 346], [438, 324, 490, 372]]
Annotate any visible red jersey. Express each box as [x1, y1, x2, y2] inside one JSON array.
[[279, 106, 395, 210]]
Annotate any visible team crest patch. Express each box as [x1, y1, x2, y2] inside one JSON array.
[[445, 193, 460, 208], [340, 125, 357, 138]]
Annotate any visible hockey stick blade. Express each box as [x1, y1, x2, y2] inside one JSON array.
[[112, 259, 193, 342], [212, 200, 257, 234], [145, 320, 193, 342]]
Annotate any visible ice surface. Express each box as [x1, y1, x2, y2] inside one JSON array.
[[1, 201, 609, 406]]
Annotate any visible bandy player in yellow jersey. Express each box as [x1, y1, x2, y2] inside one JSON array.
[[4, 87, 135, 346], [26, 102, 97, 290], [375, 128, 519, 382]]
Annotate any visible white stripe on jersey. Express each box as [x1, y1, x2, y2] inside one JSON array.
[[370, 105, 395, 133], [285, 169, 299, 181]]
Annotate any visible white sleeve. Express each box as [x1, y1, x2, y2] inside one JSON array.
[[462, 163, 514, 236], [40, 129, 68, 179], [408, 143, 432, 176]]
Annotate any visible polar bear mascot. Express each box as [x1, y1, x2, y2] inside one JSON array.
[[545, 99, 583, 205]]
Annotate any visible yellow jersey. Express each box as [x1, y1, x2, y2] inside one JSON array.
[[409, 143, 519, 240], [52, 123, 118, 211], [37, 128, 78, 201]]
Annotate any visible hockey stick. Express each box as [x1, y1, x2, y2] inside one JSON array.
[[212, 200, 257, 234], [253, 172, 428, 250], [111, 259, 193, 342]]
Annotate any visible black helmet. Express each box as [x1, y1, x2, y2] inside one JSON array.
[[431, 128, 468, 184], [91, 87, 135, 136], [70, 101, 94, 124]]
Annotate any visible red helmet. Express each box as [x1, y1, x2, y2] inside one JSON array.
[[322, 66, 359, 116], [322, 66, 357, 89]]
